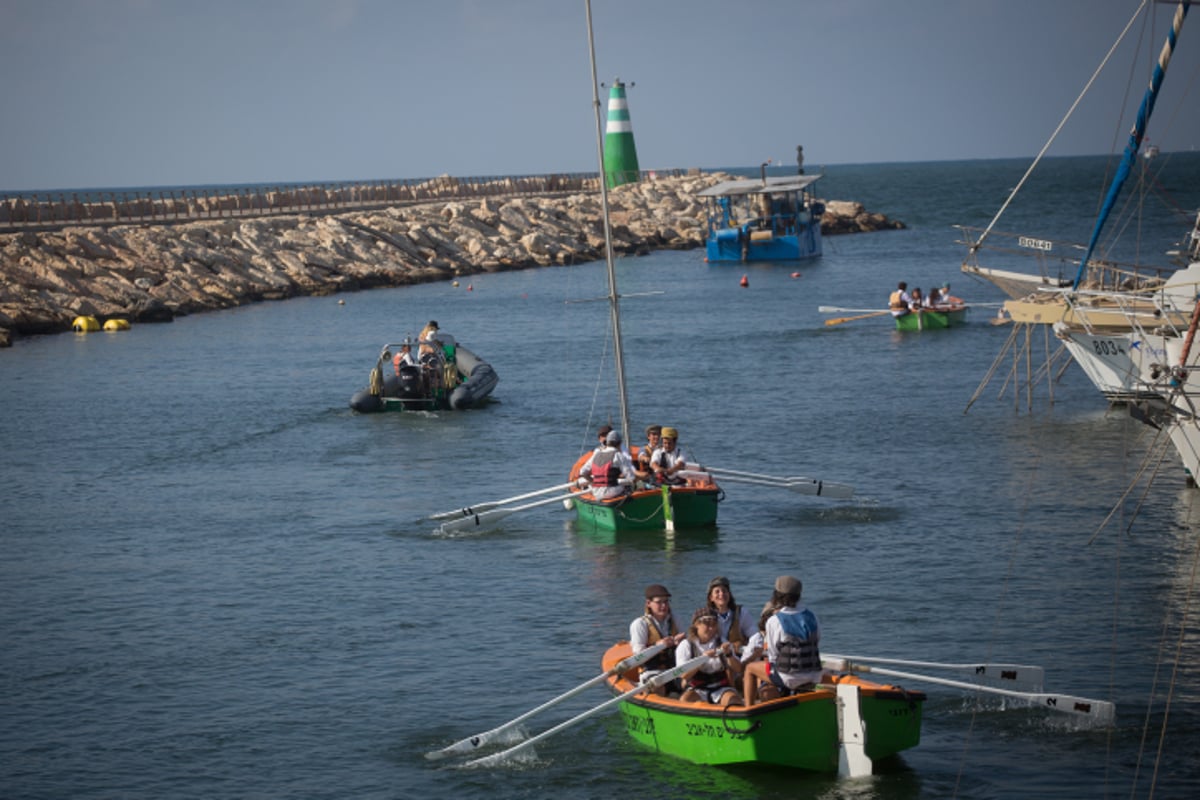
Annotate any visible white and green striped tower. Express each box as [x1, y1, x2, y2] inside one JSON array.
[[603, 78, 640, 188]]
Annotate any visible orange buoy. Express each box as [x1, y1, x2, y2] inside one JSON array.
[[740, 274, 749, 287]]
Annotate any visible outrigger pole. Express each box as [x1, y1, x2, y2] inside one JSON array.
[[585, 0, 632, 444]]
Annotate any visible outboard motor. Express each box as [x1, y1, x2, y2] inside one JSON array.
[[397, 364, 422, 398]]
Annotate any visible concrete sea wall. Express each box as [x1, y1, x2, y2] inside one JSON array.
[[0, 172, 902, 347]]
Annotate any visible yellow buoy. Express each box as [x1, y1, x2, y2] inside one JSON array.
[[72, 315, 101, 332], [102, 318, 131, 332]]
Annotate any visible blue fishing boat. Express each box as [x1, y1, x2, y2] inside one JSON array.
[[698, 173, 824, 262]]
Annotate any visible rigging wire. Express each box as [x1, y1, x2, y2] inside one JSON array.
[[953, 450, 1040, 797], [1147, 494, 1199, 798], [580, 311, 615, 457], [967, 1, 1148, 256], [1089, 415, 1174, 544]]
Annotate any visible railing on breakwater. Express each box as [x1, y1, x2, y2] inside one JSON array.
[[0, 169, 687, 232]]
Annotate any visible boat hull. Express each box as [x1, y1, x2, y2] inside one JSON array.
[[572, 485, 720, 531], [602, 644, 924, 770], [704, 226, 822, 263], [1054, 324, 1168, 402], [894, 308, 968, 331], [698, 175, 825, 263]]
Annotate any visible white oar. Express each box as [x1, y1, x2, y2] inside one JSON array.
[[429, 482, 575, 521], [681, 469, 855, 500], [826, 658, 1114, 724], [464, 653, 710, 768], [701, 465, 845, 486], [823, 653, 1044, 692], [818, 305, 888, 314], [437, 494, 567, 534], [819, 303, 1003, 312], [426, 641, 670, 760]]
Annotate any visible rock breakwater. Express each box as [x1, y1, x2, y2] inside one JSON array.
[[0, 172, 902, 347]]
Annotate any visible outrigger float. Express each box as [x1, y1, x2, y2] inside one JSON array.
[[697, 171, 824, 263], [349, 332, 497, 413]]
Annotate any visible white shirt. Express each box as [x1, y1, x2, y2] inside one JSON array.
[[765, 604, 823, 688], [715, 605, 757, 644], [650, 445, 690, 472], [630, 612, 683, 654], [581, 446, 636, 500], [740, 631, 764, 664], [675, 636, 728, 675]]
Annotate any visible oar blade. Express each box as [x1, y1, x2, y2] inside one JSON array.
[[430, 482, 572, 520], [1036, 694, 1115, 724], [785, 479, 855, 499], [426, 730, 508, 761], [426, 641, 669, 760], [824, 654, 1044, 692], [435, 494, 567, 534], [430, 504, 494, 522], [825, 310, 892, 326], [831, 659, 1114, 726], [436, 508, 509, 534], [462, 652, 709, 768]]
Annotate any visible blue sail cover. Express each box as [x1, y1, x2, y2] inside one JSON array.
[[1072, 1, 1191, 289]]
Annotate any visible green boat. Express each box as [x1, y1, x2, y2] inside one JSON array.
[[894, 306, 969, 331], [569, 484, 721, 531], [602, 642, 925, 772], [567, 449, 722, 531]]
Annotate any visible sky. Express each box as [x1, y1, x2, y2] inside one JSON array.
[[1, 0, 1198, 191]]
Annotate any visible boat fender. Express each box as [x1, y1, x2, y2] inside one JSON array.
[[72, 315, 101, 332]]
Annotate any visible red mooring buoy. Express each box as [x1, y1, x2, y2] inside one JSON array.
[[791, 272, 802, 279], [740, 274, 749, 287]]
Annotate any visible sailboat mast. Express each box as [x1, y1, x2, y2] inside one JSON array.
[[1071, 0, 1190, 289], [584, 0, 632, 443]]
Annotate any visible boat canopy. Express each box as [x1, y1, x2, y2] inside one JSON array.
[[697, 175, 821, 198]]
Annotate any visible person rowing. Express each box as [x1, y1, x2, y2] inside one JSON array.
[[630, 584, 686, 695], [888, 281, 913, 317]]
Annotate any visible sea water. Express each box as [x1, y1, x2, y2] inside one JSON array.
[[3, 155, 1200, 799]]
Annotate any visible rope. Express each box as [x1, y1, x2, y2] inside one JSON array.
[[719, 703, 761, 736], [369, 365, 383, 396]]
